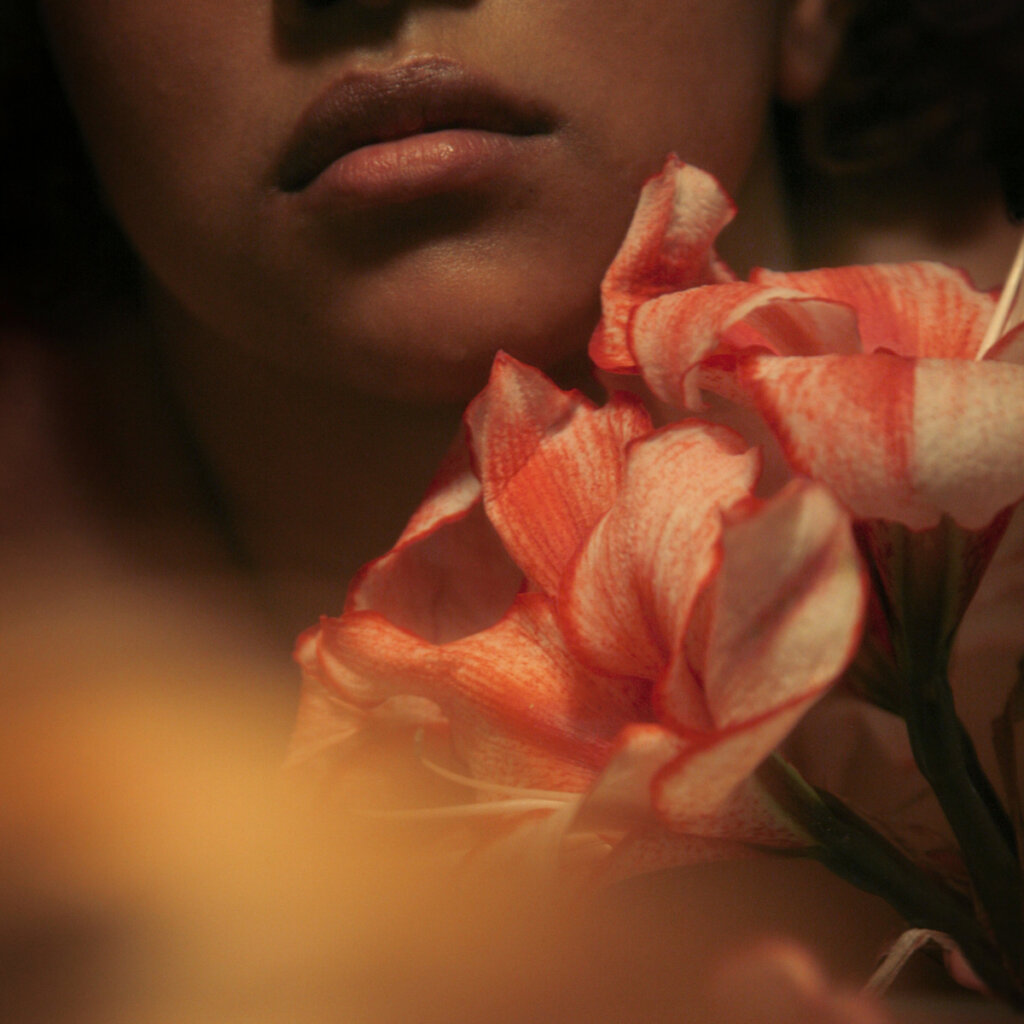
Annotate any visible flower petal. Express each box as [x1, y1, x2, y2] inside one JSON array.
[[912, 359, 1024, 527], [560, 422, 760, 681], [628, 285, 860, 409], [731, 353, 1024, 529], [287, 631, 452, 811], [348, 437, 522, 642], [465, 353, 651, 595], [751, 263, 995, 360], [312, 594, 646, 792], [590, 156, 736, 372], [654, 726, 817, 847], [661, 480, 865, 734], [594, 827, 759, 887], [569, 725, 760, 881], [576, 723, 686, 829]]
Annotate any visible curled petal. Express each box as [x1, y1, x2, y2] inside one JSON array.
[[752, 263, 996, 360], [733, 353, 1024, 529], [573, 726, 760, 881], [654, 725, 817, 846], [594, 827, 759, 888], [911, 359, 1024, 528], [560, 422, 760, 681], [465, 353, 651, 595], [590, 156, 736, 372], [287, 644, 366, 771], [348, 437, 522, 642], [313, 594, 645, 792], [662, 481, 865, 733], [628, 285, 860, 409], [286, 640, 449, 803], [577, 724, 686, 829]]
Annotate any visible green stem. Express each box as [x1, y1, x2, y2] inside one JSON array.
[[760, 757, 1024, 1008], [901, 662, 1024, 977], [864, 518, 1023, 975]]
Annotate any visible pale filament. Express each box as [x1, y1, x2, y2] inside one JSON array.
[[978, 228, 1024, 358], [357, 751, 581, 821]]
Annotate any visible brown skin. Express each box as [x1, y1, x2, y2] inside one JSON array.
[[30, 0, 843, 632], [36, 0, 828, 400], [11, 9, 1020, 1017]]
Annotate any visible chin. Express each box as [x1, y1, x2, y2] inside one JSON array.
[[325, 327, 588, 405], [305, 279, 604, 405], [336, 341, 499, 404]]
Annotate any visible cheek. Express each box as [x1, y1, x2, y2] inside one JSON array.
[[34, 0, 787, 403], [38, 1, 282, 295], [521, 0, 780, 192]]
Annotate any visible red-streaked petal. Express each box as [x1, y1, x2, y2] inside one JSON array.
[[286, 655, 366, 771], [576, 723, 686, 829], [912, 359, 1024, 528], [594, 827, 759, 887], [628, 284, 860, 409], [465, 353, 651, 595], [347, 437, 522, 642], [572, 725, 759, 882], [654, 724, 818, 846], [732, 352, 917, 523], [662, 481, 864, 733], [751, 263, 995, 359], [313, 594, 645, 792], [590, 157, 736, 372], [560, 422, 760, 681], [392, 432, 480, 544], [734, 353, 1024, 529], [286, 643, 451, 809]]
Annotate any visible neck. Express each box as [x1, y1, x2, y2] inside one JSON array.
[[149, 292, 470, 645]]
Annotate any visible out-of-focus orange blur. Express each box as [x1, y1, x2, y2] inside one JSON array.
[[0, 538, 1006, 1024], [0, 552, 921, 1024]]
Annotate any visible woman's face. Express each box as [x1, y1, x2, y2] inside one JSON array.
[[40, 0, 790, 398]]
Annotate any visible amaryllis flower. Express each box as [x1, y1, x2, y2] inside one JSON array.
[[588, 157, 1024, 701], [290, 354, 866, 878], [591, 157, 1024, 535], [588, 159, 1024, 972]]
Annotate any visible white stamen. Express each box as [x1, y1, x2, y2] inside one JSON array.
[[418, 756, 577, 803], [360, 798, 573, 821], [978, 229, 1024, 358]]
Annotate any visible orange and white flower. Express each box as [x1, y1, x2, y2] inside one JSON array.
[[591, 158, 1024, 533], [290, 354, 865, 878], [590, 157, 1024, 689]]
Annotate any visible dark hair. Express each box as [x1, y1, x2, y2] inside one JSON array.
[[802, 0, 1024, 214], [0, 3, 137, 329], [2, 0, 1023, 326]]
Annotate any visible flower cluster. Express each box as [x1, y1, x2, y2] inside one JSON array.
[[292, 351, 865, 879], [291, 157, 1024, 1002]]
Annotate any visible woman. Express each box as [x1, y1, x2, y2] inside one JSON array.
[[2, 0, 1021, 631], [1, 1, 1022, 1020]]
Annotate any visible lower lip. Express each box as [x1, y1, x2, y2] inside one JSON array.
[[301, 128, 546, 206]]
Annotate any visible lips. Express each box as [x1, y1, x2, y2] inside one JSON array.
[[275, 56, 557, 194]]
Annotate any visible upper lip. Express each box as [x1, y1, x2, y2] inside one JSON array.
[[275, 56, 557, 192]]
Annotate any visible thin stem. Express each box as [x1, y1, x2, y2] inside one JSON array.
[[870, 520, 1023, 972], [901, 664, 1024, 976], [760, 757, 1024, 1008]]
